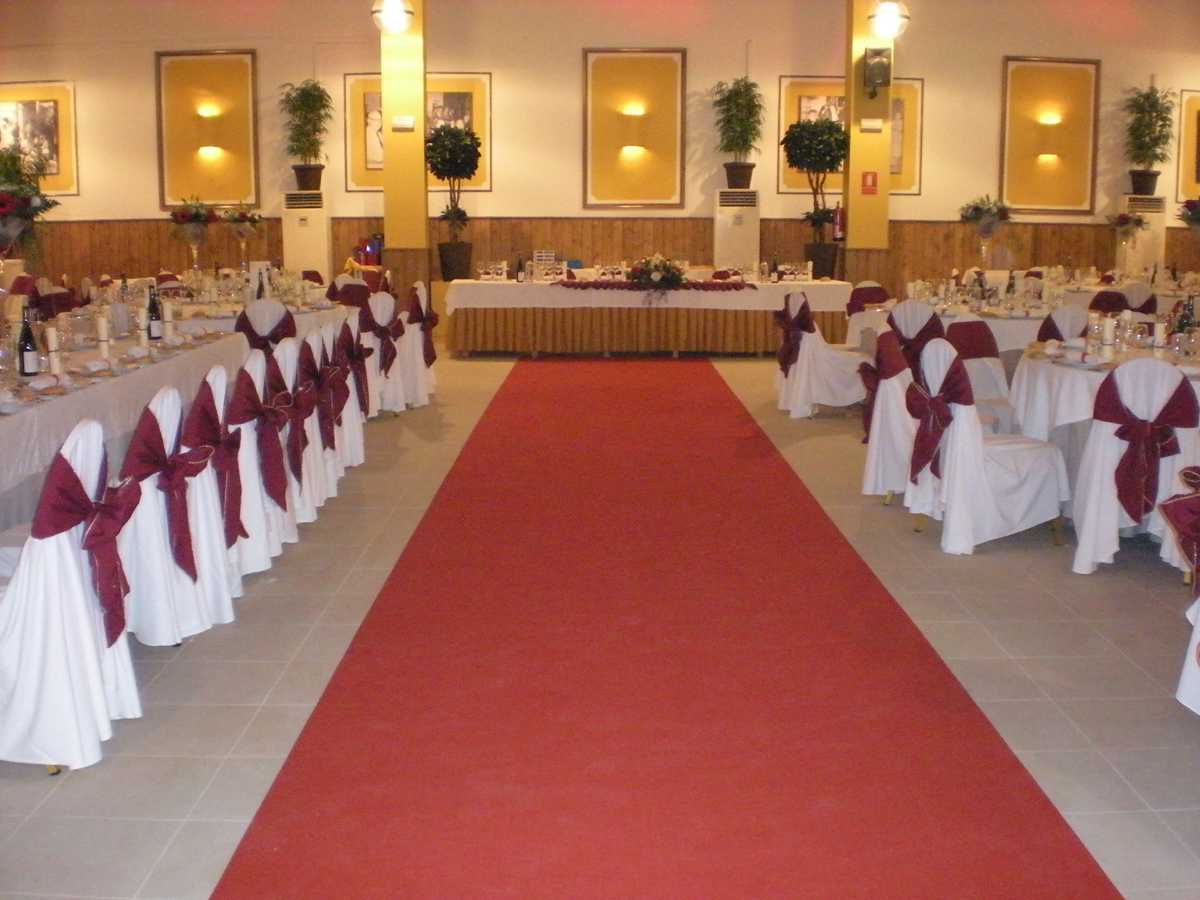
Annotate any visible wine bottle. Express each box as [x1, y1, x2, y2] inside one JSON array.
[[256, 270, 266, 299], [17, 306, 39, 377], [147, 286, 163, 340], [1005, 270, 1017, 298], [832, 202, 846, 242], [1177, 295, 1195, 333], [516, 254, 525, 282]]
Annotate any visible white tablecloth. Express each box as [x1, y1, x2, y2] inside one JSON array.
[[181, 304, 351, 339], [1010, 355, 1106, 441], [845, 309, 1042, 354], [445, 280, 853, 313], [1060, 286, 1183, 310]]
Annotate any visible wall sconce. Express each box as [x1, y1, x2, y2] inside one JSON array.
[[372, 0, 414, 33], [868, 1, 910, 38], [620, 102, 647, 152], [195, 102, 222, 155], [863, 48, 892, 100], [1035, 111, 1063, 159]]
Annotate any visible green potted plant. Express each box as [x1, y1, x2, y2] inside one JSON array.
[[425, 123, 481, 281], [712, 77, 764, 189], [780, 118, 848, 278], [0, 144, 59, 267], [279, 79, 334, 191], [1123, 82, 1176, 196]]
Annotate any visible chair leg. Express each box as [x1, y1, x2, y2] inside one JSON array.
[[1185, 570, 1193, 586], [883, 490, 894, 506], [1050, 516, 1065, 547], [45, 765, 61, 776], [913, 513, 926, 532]]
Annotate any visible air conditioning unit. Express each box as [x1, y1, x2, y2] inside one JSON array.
[[1116, 194, 1166, 276], [282, 191, 331, 281], [714, 190, 760, 269]]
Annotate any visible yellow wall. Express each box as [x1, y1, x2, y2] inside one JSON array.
[[159, 54, 255, 206], [843, 0, 891, 249], [1178, 91, 1200, 202], [381, 0, 428, 249], [1002, 60, 1095, 212], [0, 81, 78, 195], [586, 53, 682, 207]]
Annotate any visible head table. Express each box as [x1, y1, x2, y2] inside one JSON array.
[[444, 279, 853, 356]]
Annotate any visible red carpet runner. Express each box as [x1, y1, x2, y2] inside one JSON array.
[[213, 359, 1121, 899]]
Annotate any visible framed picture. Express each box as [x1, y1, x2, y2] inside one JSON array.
[[584, 48, 686, 209], [156, 50, 259, 209], [999, 56, 1100, 215], [777, 76, 922, 195], [1176, 89, 1200, 203], [426, 72, 491, 192], [345, 71, 492, 193], [0, 80, 78, 195]]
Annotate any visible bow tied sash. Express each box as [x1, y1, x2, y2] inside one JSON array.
[[1094, 372, 1199, 521], [31, 454, 140, 646], [336, 322, 375, 414], [406, 289, 439, 367], [887, 310, 945, 375], [858, 331, 908, 442], [234, 309, 297, 354], [226, 368, 291, 510], [181, 380, 247, 549], [1161, 466, 1200, 598], [905, 356, 975, 482], [359, 304, 406, 375], [286, 379, 319, 480], [774, 298, 816, 375], [333, 283, 371, 308]]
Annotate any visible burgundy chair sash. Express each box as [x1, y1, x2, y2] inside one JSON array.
[[1093, 371, 1199, 521], [38, 288, 78, 319], [887, 310, 945, 374], [774, 298, 816, 376], [155, 272, 180, 285], [1036, 316, 1065, 343], [333, 283, 372, 308], [858, 330, 907, 442], [226, 368, 291, 511], [181, 380, 246, 549], [905, 356, 974, 482], [300, 341, 335, 452], [1134, 293, 1158, 315], [234, 309, 297, 353], [406, 288, 439, 367], [846, 285, 889, 316], [301, 270, 324, 285], [1160, 467, 1200, 598], [283, 364, 318, 482], [120, 407, 212, 581], [1089, 290, 1129, 314], [945, 320, 1000, 360], [1024, 269, 1043, 278], [359, 304, 406, 376], [361, 270, 383, 292], [336, 321, 375, 414], [1099, 273, 1117, 284], [31, 454, 139, 646]]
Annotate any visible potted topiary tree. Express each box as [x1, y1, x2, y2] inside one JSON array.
[[1123, 82, 1176, 196], [425, 123, 481, 281], [781, 118, 849, 278], [712, 77, 764, 189], [279, 79, 334, 191]]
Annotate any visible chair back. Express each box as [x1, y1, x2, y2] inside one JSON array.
[[1038, 304, 1090, 343], [847, 284, 890, 315], [147, 387, 183, 454], [368, 291, 397, 329], [1089, 290, 1129, 313], [1122, 280, 1156, 314], [945, 317, 1000, 360], [274, 337, 299, 391]]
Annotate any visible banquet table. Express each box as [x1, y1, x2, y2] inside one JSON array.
[[845, 307, 1042, 354], [444, 279, 853, 355]]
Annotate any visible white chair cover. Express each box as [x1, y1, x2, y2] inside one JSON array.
[[947, 312, 1015, 434], [1122, 280, 1154, 310], [294, 334, 330, 512], [861, 332, 915, 498], [1072, 357, 1200, 575], [0, 419, 142, 769], [260, 350, 299, 549], [398, 281, 434, 408], [904, 339, 1069, 554], [366, 291, 407, 413], [230, 350, 278, 574], [274, 337, 316, 525], [776, 295, 868, 418], [357, 292, 389, 419], [889, 298, 938, 341], [323, 321, 365, 469], [119, 387, 211, 647], [307, 328, 344, 495], [1048, 304, 1090, 341]]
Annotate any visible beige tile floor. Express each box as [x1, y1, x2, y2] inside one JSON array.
[[1, 355, 1198, 899]]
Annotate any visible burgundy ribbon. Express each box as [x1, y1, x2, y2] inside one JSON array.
[[1160, 467, 1200, 598], [300, 340, 336, 452], [119, 407, 213, 581], [285, 374, 318, 482], [333, 283, 372, 308], [336, 320, 375, 414], [774, 298, 815, 376], [858, 330, 907, 443], [406, 288, 439, 367], [945, 320, 1000, 360], [359, 303, 405, 376], [301, 270, 324, 285], [846, 285, 889, 315], [226, 366, 291, 511], [1093, 371, 1199, 521], [38, 288, 78, 319], [1036, 316, 1066, 343], [887, 309, 945, 374], [905, 355, 975, 482], [1089, 290, 1129, 314], [234, 308, 298, 354], [181, 379, 247, 549], [31, 454, 140, 646], [1135, 293, 1158, 315]]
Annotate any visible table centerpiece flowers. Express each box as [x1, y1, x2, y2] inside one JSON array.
[[1108, 211, 1148, 253], [169, 197, 218, 273], [221, 205, 263, 271], [1179, 199, 1200, 242], [960, 195, 1011, 268], [0, 144, 59, 264], [628, 254, 685, 291]]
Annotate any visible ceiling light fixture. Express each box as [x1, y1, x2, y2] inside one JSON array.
[[372, 0, 414, 34]]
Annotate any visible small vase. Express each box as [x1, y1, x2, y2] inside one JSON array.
[[0, 216, 27, 258], [974, 217, 1001, 268], [181, 221, 206, 273]]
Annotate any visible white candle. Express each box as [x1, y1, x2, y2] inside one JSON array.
[[1154, 322, 1167, 346], [1102, 317, 1117, 346], [136, 307, 148, 330], [137, 328, 149, 349], [163, 300, 174, 323], [96, 315, 109, 342], [48, 351, 62, 375], [44, 325, 59, 352], [98, 339, 110, 359], [164, 320, 175, 341], [1120, 309, 1133, 322]]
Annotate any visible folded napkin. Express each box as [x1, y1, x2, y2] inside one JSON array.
[[84, 359, 112, 373], [124, 346, 150, 360], [1065, 337, 1086, 349], [1042, 339, 1063, 356], [99, 274, 114, 287], [163, 334, 187, 347], [179, 324, 211, 336], [1062, 348, 1097, 365], [29, 374, 70, 390]]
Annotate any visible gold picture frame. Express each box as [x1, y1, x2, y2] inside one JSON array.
[[1176, 89, 1200, 203], [0, 80, 79, 196], [344, 71, 492, 193], [999, 56, 1099, 215], [776, 75, 922, 196], [156, 50, 259, 209], [584, 48, 686, 209]]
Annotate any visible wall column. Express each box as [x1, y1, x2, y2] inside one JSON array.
[[380, 0, 430, 287], [843, 0, 892, 250]]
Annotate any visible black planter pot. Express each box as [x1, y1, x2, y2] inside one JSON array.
[[723, 162, 755, 190], [804, 242, 839, 280], [1129, 169, 1160, 196], [438, 241, 473, 281], [292, 164, 324, 191]]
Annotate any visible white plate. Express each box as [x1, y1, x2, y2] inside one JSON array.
[[0, 401, 36, 414]]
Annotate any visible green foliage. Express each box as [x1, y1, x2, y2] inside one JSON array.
[[279, 79, 334, 165], [1123, 83, 1176, 169], [425, 124, 481, 241], [711, 77, 764, 162], [0, 144, 59, 264], [781, 119, 848, 241]]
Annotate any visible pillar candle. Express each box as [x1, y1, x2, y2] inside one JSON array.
[[98, 339, 110, 359], [136, 307, 148, 330], [96, 314, 109, 342], [162, 300, 174, 323], [1154, 322, 1167, 346], [43, 325, 59, 352], [164, 320, 175, 341], [1102, 317, 1117, 346], [48, 351, 62, 375]]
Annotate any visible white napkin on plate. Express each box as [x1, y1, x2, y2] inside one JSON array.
[[84, 359, 112, 373], [124, 346, 150, 360], [28, 374, 69, 390]]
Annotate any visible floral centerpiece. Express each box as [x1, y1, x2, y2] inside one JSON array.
[[959, 195, 1011, 238], [221, 205, 263, 270], [169, 197, 217, 270], [1107, 211, 1148, 241], [0, 144, 59, 261], [1179, 199, 1200, 239], [628, 254, 685, 291]]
